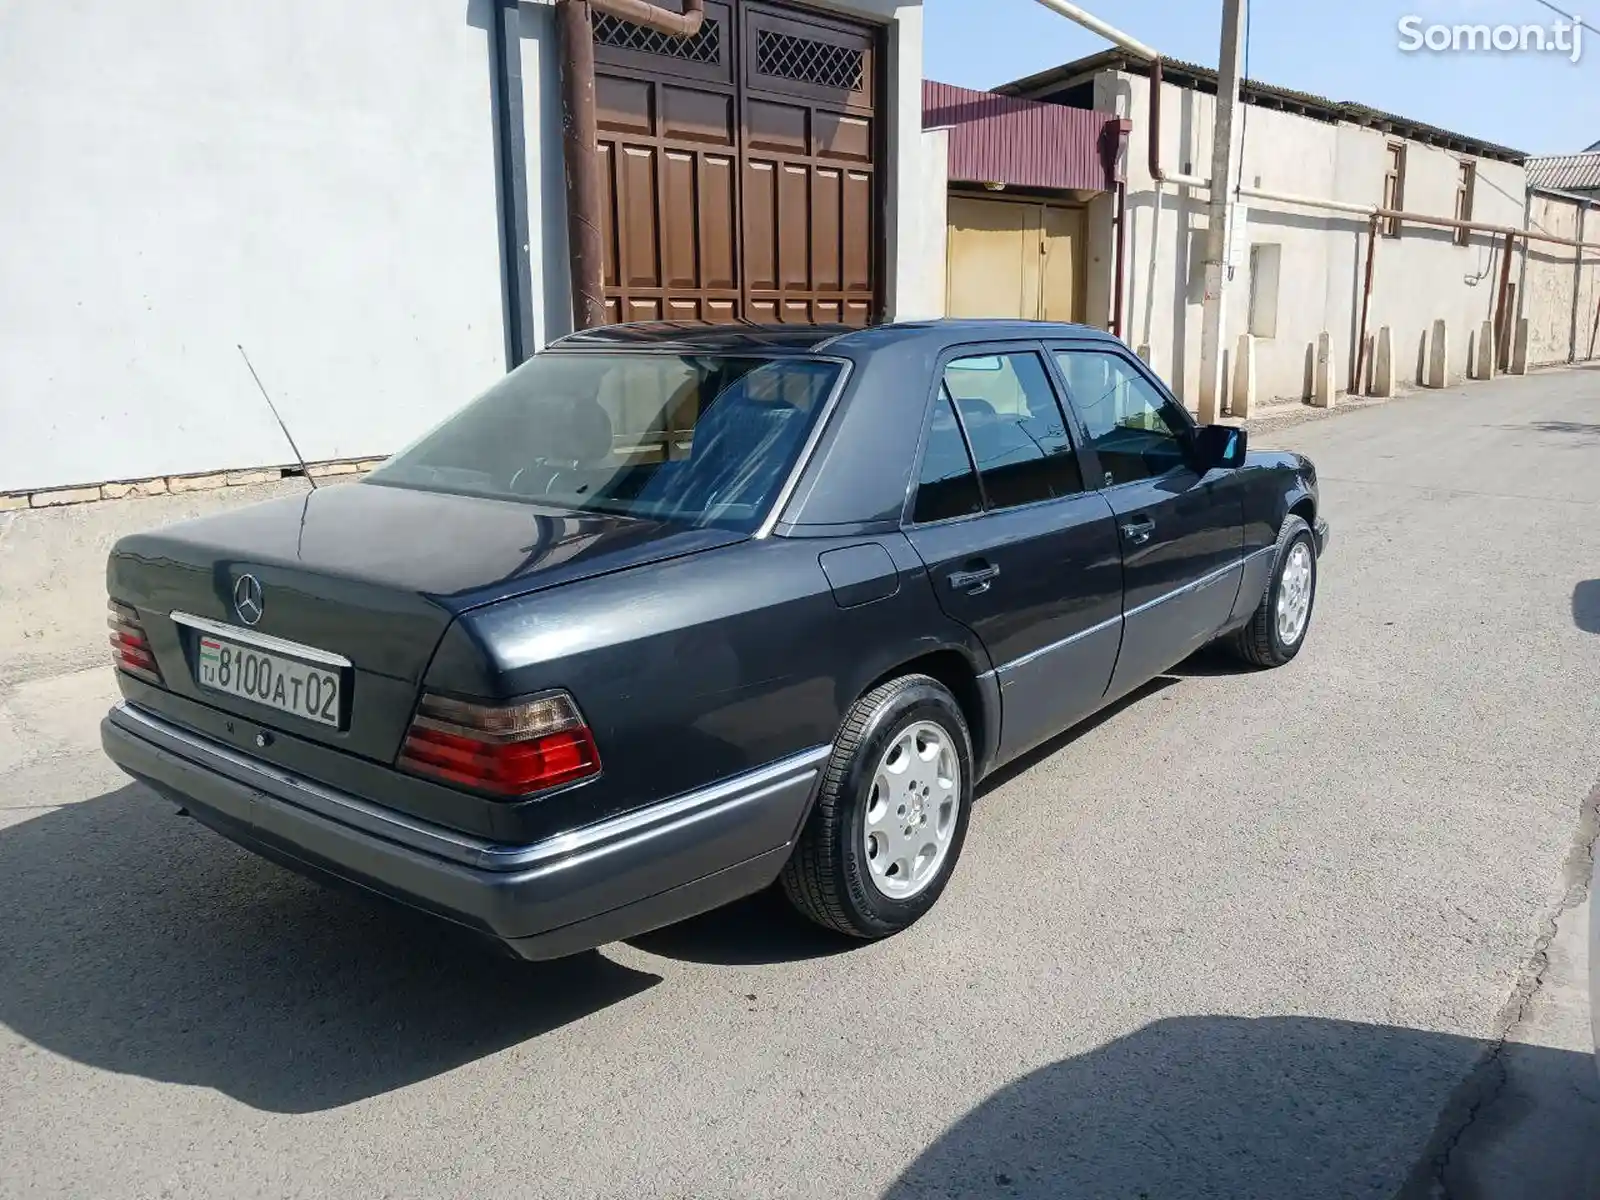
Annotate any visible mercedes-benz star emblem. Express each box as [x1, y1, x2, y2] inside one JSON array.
[[233, 574, 265, 627]]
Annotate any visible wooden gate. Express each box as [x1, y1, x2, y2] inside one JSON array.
[[593, 0, 881, 326]]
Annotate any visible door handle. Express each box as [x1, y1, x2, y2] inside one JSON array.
[[949, 564, 1001, 595], [1121, 517, 1156, 546]]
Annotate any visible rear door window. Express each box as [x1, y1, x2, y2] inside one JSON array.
[[941, 352, 1085, 510], [913, 391, 983, 524]]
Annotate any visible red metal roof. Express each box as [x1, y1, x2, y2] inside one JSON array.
[[922, 80, 1123, 194]]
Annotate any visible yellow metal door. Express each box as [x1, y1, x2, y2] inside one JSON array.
[[1041, 204, 1085, 323], [947, 196, 1085, 322], [946, 197, 1039, 319]]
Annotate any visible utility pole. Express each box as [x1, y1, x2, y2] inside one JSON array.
[[1197, 0, 1247, 424]]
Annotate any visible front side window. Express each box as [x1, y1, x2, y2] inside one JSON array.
[[940, 352, 1085, 510], [1053, 350, 1190, 487], [367, 352, 842, 531]]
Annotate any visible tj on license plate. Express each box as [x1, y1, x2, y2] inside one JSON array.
[[197, 636, 341, 728]]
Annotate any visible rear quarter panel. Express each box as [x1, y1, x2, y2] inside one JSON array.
[[429, 535, 991, 837]]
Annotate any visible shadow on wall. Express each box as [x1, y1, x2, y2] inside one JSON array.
[[884, 1015, 1600, 1200], [0, 785, 662, 1113], [1576, 580, 1600, 634]]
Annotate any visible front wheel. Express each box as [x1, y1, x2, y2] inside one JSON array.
[[1223, 514, 1318, 668], [781, 675, 974, 940]]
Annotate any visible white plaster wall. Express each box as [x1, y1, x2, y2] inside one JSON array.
[[1104, 69, 1530, 407], [1, 0, 924, 491], [1345, 133, 1524, 390], [0, 0, 519, 493], [1522, 194, 1600, 366], [900, 127, 949, 319]]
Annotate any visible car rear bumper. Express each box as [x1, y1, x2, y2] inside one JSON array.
[[101, 702, 828, 960], [1314, 517, 1332, 556]]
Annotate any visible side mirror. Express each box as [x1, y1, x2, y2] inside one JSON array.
[[1193, 424, 1248, 472]]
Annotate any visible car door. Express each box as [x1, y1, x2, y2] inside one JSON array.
[[1048, 344, 1246, 698], [903, 344, 1124, 763]]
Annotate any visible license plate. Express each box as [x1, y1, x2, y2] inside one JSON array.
[[196, 636, 342, 728]]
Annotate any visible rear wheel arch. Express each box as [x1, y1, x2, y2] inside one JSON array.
[[859, 648, 992, 776], [1289, 495, 1316, 527]]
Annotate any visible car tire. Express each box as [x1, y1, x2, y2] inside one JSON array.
[[1224, 514, 1319, 668], [781, 674, 974, 940]]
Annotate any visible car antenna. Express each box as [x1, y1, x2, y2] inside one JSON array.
[[237, 344, 317, 490]]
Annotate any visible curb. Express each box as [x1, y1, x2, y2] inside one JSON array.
[[1, 458, 388, 512]]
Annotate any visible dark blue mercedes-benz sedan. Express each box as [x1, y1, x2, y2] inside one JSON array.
[[101, 320, 1330, 959]]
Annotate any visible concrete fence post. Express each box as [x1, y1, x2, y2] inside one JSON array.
[[1474, 319, 1497, 380], [1371, 326, 1395, 398], [1510, 319, 1530, 376], [1311, 332, 1336, 408], [1426, 319, 1450, 388], [1231, 333, 1256, 418]]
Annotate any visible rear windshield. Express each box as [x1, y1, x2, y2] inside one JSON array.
[[367, 351, 843, 531]]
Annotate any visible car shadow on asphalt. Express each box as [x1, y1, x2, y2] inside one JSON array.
[[628, 884, 859, 965], [0, 784, 661, 1114], [882, 1015, 1600, 1200], [974, 674, 1183, 798], [637, 676, 1189, 967], [1575, 580, 1600, 635]]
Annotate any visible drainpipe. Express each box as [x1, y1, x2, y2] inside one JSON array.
[[1112, 179, 1129, 339], [594, 0, 704, 34], [558, 0, 705, 331], [491, 0, 535, 364], [1027, 1, 1207, 190], [1102, 117, 1132, 339]]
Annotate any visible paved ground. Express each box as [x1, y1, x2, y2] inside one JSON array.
[[1, 368, 1597, 1199]]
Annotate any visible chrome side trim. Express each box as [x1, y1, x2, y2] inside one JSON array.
[[168, 612, 354, 668], [753, 357, 856, 540], [112, 702, 828, 873], [478, 745, 830, 872], [990, 551, 1268, 677], [998, 611, 1124, 675], [1122, 555, 1249, 622]]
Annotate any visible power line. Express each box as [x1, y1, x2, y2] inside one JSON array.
[[1525, 0, 1600, 39]]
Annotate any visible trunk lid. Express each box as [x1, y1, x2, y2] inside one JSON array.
[[108, 481, 745, 761]]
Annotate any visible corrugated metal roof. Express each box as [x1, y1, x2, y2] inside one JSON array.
[[997, 50, 1526, 165], [922, 80, 1121, 193], [1528, 153, 1600, 192]]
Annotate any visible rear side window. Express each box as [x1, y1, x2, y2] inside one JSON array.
[[913, 391, 983, 524], [941, 352, 1085, 509]]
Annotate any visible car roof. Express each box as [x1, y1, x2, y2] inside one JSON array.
[[546, 319, 1120, 357]]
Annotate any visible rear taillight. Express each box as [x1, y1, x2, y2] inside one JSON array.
[[108, 601, 162, 685], [398, 691, 601, 797]]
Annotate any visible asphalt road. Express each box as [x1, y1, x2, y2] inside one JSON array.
[[2, 368, 1597, 1199]]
